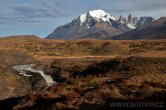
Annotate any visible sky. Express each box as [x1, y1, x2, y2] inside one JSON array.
[[0, 0, 166, 38]]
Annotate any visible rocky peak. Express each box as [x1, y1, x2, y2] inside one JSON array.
[[127, 14, 138, 29], [127, 14, 133, 24], [133, 16, 139, 25], [119, 15, 127, 24], [137, 16, 155, 28]]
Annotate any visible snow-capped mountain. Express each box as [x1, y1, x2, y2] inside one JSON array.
[[47, 9, 131, 40], [79, 9, 116, 26], [70, 9, 117, 29], [112, 17, 166, 40], [47, 9, 154, 40]]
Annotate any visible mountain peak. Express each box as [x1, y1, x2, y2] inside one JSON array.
[[137, 16, 155, 28], [88, 9, 115, 20], [47, 9, 156, 40], [79, 9, 116, 26], [127, 14, 138, 29], [119, 15, 127, 24]]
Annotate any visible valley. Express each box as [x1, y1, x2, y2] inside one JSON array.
[[0, 36, 165, 110]]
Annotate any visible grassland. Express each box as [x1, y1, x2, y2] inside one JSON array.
[[0, 35, 166, 110], [0, 35, 165, 62]]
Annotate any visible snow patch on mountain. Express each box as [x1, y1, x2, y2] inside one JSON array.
[[127, 24, 136, 29], [120, 21, 125, 24], [79, 9, 115, 26], [80, 14, 86, 25], [89, 9, 115, 21], [102, 17, 112, 25]]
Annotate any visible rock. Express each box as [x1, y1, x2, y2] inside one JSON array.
[[0, 66, 31, 101], [113, 17, 165, 40], [119, 15, 127, 23], [26, 71, 48, 91], [132, 16, 138, 26], [137, 16, 154, 28], [127, 14, 138, 29], [127, 14, 133, 24]]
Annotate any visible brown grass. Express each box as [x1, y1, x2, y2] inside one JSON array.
[[0, 36, 166, 109], [0, 36, 165, 62]]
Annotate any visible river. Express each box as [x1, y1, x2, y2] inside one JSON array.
[[11, 64, 56, 86]]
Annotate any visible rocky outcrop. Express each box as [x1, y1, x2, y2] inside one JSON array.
[[11, 64, 54, 91], [0, 66, 31, 101], [0, 64, 51, 109], [127, 14, 133, 24], [133, 16, 139, 25], [126, 14, 138, 29], [137, 16, 154, 28], [119, 15, 127, 23], [26, 71, 48, 91], [113, 17, 166, 40]]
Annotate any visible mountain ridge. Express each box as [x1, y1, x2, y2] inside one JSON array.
[[47, 9, 155, 40], [113, 17, 166, 40]]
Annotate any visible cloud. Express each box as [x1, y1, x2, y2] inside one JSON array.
[[13, 4, 65, 18], [90, 0, 166, 18], [96, 0, 166, 16], [0, 0, 165, 24], [0, 0, 84, 23], [0, 1, 58, 23], [0, 0, 165, 37], [0, 0, 6, 3], [114, 0, 166, 11]]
